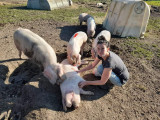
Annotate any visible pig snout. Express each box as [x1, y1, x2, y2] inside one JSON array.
[[70, 54, 81, 66], [87, 29, 95, 38], [43, 63, 65, 85], [71, 55, 77, 66]]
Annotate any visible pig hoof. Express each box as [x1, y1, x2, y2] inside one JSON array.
[[74, 106, 79, 109], [63, 107, 67, 112]]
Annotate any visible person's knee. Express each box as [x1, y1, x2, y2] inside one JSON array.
[[97, 64, 103, 75], [109, 79, 122, 86], [109, 72, 122, 86]]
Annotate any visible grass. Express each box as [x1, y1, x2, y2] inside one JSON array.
[[157, 48, 160, 58], [147, 18, 160, 32], [0, 3, 105, 27], [123, 40, 154, 60], [145, 1, 160, 6], [145, 17, 160, 38], [73, 0, 109, 4]]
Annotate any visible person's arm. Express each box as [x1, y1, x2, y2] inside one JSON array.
[[79, 68, 112, 88], [78, 57, 100, 73]]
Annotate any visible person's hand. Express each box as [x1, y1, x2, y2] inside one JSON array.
[[78, 81, 87, 88], [75, 70, 80, 73], [71, 68, 79, 73]]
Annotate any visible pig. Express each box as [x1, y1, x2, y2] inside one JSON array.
[[14, 27, 64, 85], [91, 30, 111, 59], [87, 17, 96, 38], [97, 3, 103, 8], [68, 0, 73, 6], [67, 31, 87, 66], [79, 13, 93, 25], [60, 59, 94, 111]]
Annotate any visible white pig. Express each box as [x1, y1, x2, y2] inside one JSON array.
[[97, 3, 103, 8], [91, 30, 111, 59], [87, 17, 96, 38], [79, 13, 93, 25], [14, 28, 64, 85], [60, 59, 94, 111], [67, 31, 87, 66]]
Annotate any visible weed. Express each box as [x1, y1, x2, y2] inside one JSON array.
[[146, 17, 160, 37], [157, 48, 160, 58], [136, 84, 147, 92], [123, 40, 154, 60]]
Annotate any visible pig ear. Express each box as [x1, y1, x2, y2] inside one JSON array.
[[43, 67, 57, 85], [57, 64, 66, 80], [43, 67, 53, 80]]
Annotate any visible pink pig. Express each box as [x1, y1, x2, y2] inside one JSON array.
[[91, 30, 111, 59], [67, 31, 87, 66], [14, 28, 64, 85], [87, 17, 96, 38], [79, 13, 93, 25], [60, 59, 94, 111]]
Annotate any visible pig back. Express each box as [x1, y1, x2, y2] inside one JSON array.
[[69, 31, 87, 47], [97, 30, 111, 42], [60, 75, 84, 95], [14, 28, 45, 45], [60, 59, 85, 95], [14, 28, 57, 65], [79, 13, 93, 22], [87, 17, 96, 30], [93, 30, 111, 49], [14, 28, 38, 54]]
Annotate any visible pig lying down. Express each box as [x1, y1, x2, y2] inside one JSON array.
[[14, 28, 64, 85], [67, 31, 88, 66], [79, 13, 93, 25], [60, 59, 94, 111], [91, 30, 111, 59]]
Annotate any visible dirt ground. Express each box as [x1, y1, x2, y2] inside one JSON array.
[[0, 0, 160, 120]]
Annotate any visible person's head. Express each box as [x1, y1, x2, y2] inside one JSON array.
[[96, 36, 110, 57]]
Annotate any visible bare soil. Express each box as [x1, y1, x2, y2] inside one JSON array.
[[0, 1, 160, 120]]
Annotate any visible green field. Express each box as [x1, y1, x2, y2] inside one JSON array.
[[145, 1, 160, 6]]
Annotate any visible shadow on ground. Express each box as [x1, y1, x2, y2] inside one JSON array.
[[58, 24, 104, 42]]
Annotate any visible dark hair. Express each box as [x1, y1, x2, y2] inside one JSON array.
[[97, 35, 110, 48]]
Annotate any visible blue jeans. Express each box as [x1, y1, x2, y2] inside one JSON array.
[[96, 64, 123, 86]]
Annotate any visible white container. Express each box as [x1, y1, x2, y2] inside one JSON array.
[[27, 0, 72, 10], [103, 0, 150, 38]]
